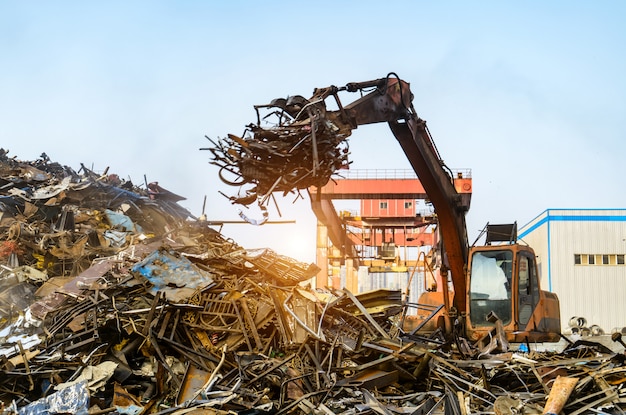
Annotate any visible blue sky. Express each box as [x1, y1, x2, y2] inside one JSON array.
[[2, 1, 625, 262]]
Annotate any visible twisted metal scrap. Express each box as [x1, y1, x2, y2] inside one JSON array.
[[204, 95, 352, 211]]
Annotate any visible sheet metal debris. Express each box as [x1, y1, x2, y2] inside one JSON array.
[[1, 149, 626, 414]]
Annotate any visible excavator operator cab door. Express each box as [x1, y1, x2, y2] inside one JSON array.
[[516, 250, 541, 331]]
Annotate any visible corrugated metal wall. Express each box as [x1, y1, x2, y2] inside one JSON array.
[[519, 209, 626, 334]]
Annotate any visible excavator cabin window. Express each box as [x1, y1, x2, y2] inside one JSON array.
[[517, 252, 540, 329], [469, 250, 513, 326]]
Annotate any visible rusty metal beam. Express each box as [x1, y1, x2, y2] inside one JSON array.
[[309, 188, 354, 260]]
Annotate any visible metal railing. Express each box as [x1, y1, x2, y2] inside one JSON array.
[[333, 168, 471, 180]]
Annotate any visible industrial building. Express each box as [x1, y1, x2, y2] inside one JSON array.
[[518, 209, 626, 334]]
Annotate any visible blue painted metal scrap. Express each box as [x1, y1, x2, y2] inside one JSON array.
[[104, 209, 143, 233], [18, 381, 89, 415], [131, 249, 214, 299]]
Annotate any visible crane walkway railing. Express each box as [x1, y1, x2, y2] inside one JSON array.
[[333, 168, 471, 180]]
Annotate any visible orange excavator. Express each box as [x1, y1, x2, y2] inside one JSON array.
[[207, 73, 561, 343]]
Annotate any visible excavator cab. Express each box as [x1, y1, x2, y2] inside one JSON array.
[[465, 224, 561, 343], [409, 224, 560, 344]]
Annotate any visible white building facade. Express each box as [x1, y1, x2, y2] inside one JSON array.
[[518, 209, 626, 334]]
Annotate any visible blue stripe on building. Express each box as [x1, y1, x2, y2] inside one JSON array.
[[519, 214, 626, 239], [518, 210, 626, 292]]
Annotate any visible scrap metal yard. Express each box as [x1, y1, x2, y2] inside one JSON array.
[[3, 2, 626, 413], [1, 150, 626, 414]]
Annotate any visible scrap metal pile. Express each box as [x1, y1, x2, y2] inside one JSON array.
[[2, 150, 626, 415], [203, 90, 353, 215]]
